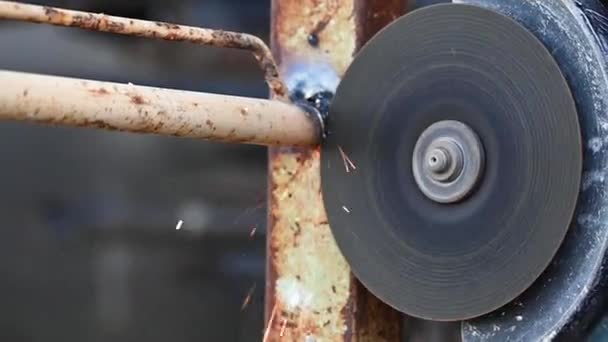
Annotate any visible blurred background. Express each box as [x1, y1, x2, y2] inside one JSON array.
[[0, 0, 269, 341], [0, 0, 458, 341]]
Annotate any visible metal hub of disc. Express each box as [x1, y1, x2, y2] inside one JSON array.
[[412, 120, 484, 203], [321, 4, 582, 321]]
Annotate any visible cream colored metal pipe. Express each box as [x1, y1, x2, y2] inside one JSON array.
[[0, 71, 321, 146]]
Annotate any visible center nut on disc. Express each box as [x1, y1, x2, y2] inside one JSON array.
[[321, 3, 582, 321], [413, 120, 484, 203]]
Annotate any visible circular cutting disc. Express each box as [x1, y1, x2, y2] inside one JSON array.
[[321, 4, 582, 321]]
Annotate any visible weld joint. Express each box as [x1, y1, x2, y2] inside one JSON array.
[[290, 89, 333, 140]]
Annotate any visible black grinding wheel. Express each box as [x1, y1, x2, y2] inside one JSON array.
[[321, 4, 582, 321]]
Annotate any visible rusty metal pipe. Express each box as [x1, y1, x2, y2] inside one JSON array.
[[266, 0, 405, 340], [0, 70, 320, 146], [0, 0, 288, 98]]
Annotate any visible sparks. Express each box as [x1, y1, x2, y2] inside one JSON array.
[[241, 283, 256, 311], [262, 304, 278, 342], [337, 146, 357, 172], [342, 206, 350, 213], [280, 318, 288, 337], [249, 226, 257, 239], [175, 219, 184, 230], [232, 193, 266, 224]]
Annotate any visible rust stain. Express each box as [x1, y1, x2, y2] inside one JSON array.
[[88, 87, 109, 96], [155, 21, 180, 30], [348, 279, 403, 341], [128, 94, 148, 105], [36, 116, 121, 132], [272, 0, 358, 76], [354, 0, 405, 49], [268, 0, 405, 341], [309, 1, 340, 42]]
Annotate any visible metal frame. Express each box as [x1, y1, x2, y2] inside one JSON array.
[[0, 0, 320, 147]]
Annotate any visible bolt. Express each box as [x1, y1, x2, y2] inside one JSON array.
[[412, 120, 484, 203], [307, 33, 319, 47], [425, 139, 464, 183], [427, 147, 451, 174]]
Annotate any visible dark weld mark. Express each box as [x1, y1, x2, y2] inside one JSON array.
[[290, 83, 334, 130], [307, 91, 333, 119]]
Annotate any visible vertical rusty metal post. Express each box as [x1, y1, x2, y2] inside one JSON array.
[[266, 1, 406, 341]]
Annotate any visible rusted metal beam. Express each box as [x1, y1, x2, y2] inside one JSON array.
[[0, 0, 287, 98], [266, 0, 406, 341], [0, 70, 320, 146]]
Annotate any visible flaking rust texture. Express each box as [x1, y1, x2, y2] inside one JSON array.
[[267, 0, 405, 341]]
